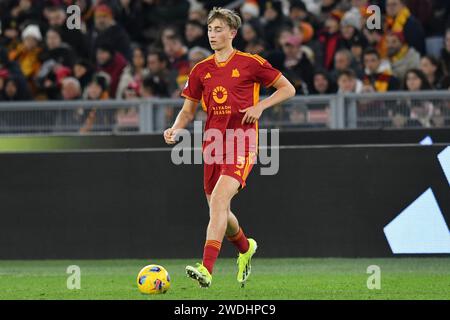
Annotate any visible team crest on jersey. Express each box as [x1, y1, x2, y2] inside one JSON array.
[[231, 68, 240, 78], [204, 72, 211, 79], [212, 86, 228, 104]]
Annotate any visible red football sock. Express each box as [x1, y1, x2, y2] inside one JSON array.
[[226, 228, 249, 254], [202, 240, 222, 274]]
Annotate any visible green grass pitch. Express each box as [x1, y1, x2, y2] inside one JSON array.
[[0, 258, 449, 300]]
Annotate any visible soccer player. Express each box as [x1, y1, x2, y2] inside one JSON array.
[[163, 7, 295, 288]]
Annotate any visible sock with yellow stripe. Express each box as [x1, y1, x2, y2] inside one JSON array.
[[226, 227, 249, 254], [202, 240, 222, 274]]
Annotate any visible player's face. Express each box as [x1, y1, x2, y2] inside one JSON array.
[[207, 19, 236, 51]]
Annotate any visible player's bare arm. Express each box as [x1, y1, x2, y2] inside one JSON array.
[[163, 98, 198, 144], [240, 75, 296, 124]]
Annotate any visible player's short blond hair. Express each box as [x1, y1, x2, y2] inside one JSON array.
[[207, 7, 242, 30]]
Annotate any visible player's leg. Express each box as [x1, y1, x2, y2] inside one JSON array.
[[206, 182, 257, 286], [203, 174, 241, 268], [186, 175, 240, 287], [206, 194, 241, 240], [220, 153, 258, 286]]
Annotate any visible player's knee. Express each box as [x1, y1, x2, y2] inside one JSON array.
[[209, 192, 229, 215]]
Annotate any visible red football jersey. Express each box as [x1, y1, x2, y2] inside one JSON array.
[[181, 49, 281, 157]]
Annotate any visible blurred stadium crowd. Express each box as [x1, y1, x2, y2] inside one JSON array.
[[0, 0, 449, 130]]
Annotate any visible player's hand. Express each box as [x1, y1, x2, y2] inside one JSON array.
[[163, 128, 179, 145], [239, 105, 263, 124]]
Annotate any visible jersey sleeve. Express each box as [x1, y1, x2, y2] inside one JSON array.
[[181, 66, 202, 102], [252, 55, 282, 88]]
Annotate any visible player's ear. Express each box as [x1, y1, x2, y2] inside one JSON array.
[[230, 29, 237, 39]]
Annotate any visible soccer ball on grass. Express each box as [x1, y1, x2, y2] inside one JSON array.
[[136, 264, 171, 294]]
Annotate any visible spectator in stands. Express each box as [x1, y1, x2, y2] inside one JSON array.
[[363, 26, 387, 59], [141, 76, 163, 98], [35, 26, 76, 99], [298, 21, 315, 48], [350, 35, 367, 67], [318, 0, 341, 20], [362, 48, 400, 92], [95, 44, 127, 97], [420, 55, 446, 89], [188, 47, 212, 68], [40, 27, 76, 68], [44, 6, 90, 58], [386, 32, 421, 82], [340, 8, 367, 52], [406, 0, 433, 29], [116, 46, 150, 99], [115, 80, 141, 132], [60, 77, 82, 101], [162, 34, 190, 96], [141, 0, 190, 45], [387, 68, 433, 128], [1, 76, 32, 101], [184, 20, 209, 50], [241, 19, 265, 52], [0, 16, 21, 52], [92, 4, 132, 61], [0, 75, 34, 130], [73, 59, 94, 93], [318, 10, 343, 70], [440, 29, 450, 77], [402, 69, 434, 127], [240, 1, 260, 22], [331, 49, 363, 82], [266, 26, 295, 70], [245, 39, 268, 56], [262, 0, 291, 50], [54, 77, 83, 132], [7, 0, 42, 28], [384, 0, 426, 55], [116, 0, 144, 43], [188, 2, 208, 24], [159, 25, 179, 47], [0, 46, 31, 100], [146, 50, 172, 97], [337, 69, 363, 93], [309, 69, 337, 126], [85, 73, 110, 101], [1, 0, 450, 110], [279, 35, 314, 94], [163, 34, 190, 74], [8, 24, 43, 87], [0, 70, 7, 96], [311, 69, 337, 94], [80, 73, 112, 133], [289, 0, 321, 32]]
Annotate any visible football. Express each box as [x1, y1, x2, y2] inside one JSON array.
[[136, 264, 171, 294]]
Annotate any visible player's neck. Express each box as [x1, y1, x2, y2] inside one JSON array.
[[214, 46, 235, 63]]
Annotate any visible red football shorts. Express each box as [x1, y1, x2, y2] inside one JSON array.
[[203, 152, 257, 195]]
